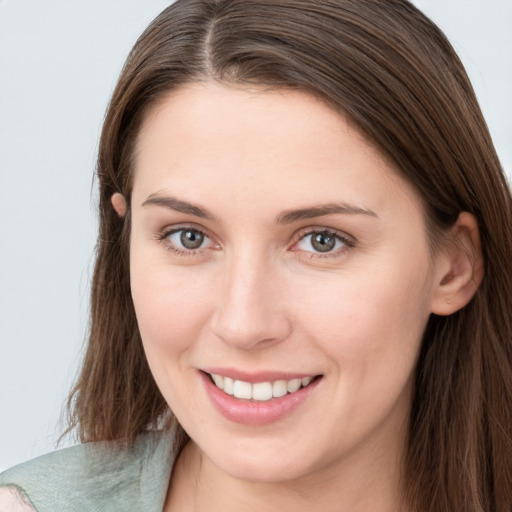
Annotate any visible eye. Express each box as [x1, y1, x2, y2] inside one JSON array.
[[294, 229, 353, 255], [163, 227, 213, 253]]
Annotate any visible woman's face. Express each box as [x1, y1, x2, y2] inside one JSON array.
[[129, 82, 444, 484]]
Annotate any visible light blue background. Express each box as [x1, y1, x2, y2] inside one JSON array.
[[1, 0, 511, 471]]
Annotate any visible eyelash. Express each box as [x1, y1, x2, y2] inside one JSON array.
[[291, 228, 355, 259], [157, 226, 214, 257], [156, 226, 355, 259]]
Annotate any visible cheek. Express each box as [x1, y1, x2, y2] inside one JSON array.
[[130, 245, 215, 361], [294, 257, 432, 380], [293, 262, 433, 443], [130, 254, 218, 414]]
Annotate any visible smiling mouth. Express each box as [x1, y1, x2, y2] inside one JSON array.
[[205, 372, 321, 402]]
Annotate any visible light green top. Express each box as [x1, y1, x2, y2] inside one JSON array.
[[0, 431, 175, 512]]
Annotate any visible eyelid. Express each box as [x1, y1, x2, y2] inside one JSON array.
[[154, 223, 355, 259], [156, 223, 219, 255], [290, 226, 356, 256]]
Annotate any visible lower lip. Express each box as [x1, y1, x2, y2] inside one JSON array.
[[200, 372, 321, 426]]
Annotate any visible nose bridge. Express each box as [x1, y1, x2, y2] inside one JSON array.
[[210, 245, 290, 349]]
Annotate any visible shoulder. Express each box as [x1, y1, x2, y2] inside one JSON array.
[[0, 431, 175, 512], [0, 486, 35, 512]]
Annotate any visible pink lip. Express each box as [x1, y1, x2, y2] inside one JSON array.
[[200, 371, 322, 426]]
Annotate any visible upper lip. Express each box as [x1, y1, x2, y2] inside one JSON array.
[[201, 367, 320, 383]]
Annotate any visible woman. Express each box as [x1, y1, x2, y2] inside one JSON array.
[[1, 1, 511, 511]]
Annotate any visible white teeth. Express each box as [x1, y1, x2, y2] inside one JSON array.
[[233, 380, 252, 399], [286, 378, 302, 393], [272, 380, 288, 398], [224, 377, 234, 395], [252, 382, 273, 401], [212, 374, 224, 388], [209, 373, 315, 401]]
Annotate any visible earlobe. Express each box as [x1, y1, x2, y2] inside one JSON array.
[[111, 192, 127, 218], [430, 212, 484, 316]]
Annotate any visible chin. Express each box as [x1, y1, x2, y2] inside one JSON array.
[[221, 458, 310, 484], [198, 434, 320, 484]]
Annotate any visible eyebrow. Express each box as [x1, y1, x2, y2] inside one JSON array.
[[142, 194, 216, 220], [142, 194, 377, 224], [276, 203, 378, 224]]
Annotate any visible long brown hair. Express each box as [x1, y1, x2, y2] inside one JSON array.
[[66, 1, 512, 510]]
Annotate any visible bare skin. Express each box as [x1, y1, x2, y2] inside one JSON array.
[[120, 82, 482, 512], [0, 487, 35, 512]]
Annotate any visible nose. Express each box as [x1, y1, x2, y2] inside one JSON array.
[[209, 250, 292, 350]]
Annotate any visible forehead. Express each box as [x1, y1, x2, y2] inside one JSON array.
[[135, 82, 374, 167], [132, 81, 420, 220]]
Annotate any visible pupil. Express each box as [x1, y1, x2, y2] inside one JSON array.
[[312, 232, 335, 252], [180, 230, 204, 249]]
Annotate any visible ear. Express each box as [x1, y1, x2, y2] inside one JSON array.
[[430, 212, 484, 316], [111, 192, 127, 218]]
